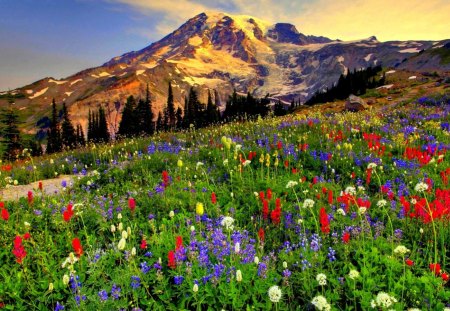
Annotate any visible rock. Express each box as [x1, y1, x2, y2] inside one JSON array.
[[345, 95, 369, 111]]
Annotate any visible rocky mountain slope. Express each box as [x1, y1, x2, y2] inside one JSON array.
[[1, 12, 449, 134]]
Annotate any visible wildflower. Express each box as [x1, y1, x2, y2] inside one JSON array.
[[286, 180, 298, 189], [131, 247, 136, 256], [27, 191, 33, 205], [405, 258, 414, 266], [393, 245, 410, 256], [128, 198, 136, 212], [316, 273, 327, 286], [267, 285, 282, 303], [262, 199, 269, 219], [336, 208, 346, 216], [54, 302, 65, 311], [221, 216, 235, 231], [371, 292, 397, 309], [234, 242, 240, 254], [168, 250, 176, 269], [358, 207, 367, 215], [121, 230, 128, 239], [303, 199, 315, 209], [344, 186, 356, 196], [319, 208, 330, 234], [117, 213, 122, 219], [169, 210, 175, 218], [258, 228, 265, 242], [111, 225, 116, 233], [311, 295, 331, 311], [348, 270, 360, 280], [23, 232, 31, 240], [211, 192, 217, 204], [63, 274, 70, 286], [1, 207, 9, 221], [72, 238, 83, 257], [270, 205, 281, 224], [63, 204, 74, 222], [118, 238, 126, 250], [414, 182, 428, 192], [236, 270, 243, 282], [376, 200, 387, 208], [175, 236, 183, 250], [140, 238, 147, 249], [174, 275, 184, 285], [342, 232, 350, 244], [98, 290, 108, 302], [254, 256, 260, 264], [367, 162, 377, 169], [177, 159, 183, 167], [196, 202, 204, 216], [429, 263, 441, 275], [130, 276, 141, 289], [441, 272, 449, 281]]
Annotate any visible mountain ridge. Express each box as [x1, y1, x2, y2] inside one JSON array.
[[1, 11, 449, 134]]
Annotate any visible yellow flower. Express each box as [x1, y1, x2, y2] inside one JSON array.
[[177, 159, 183, 167], [196, 202, 204, 216]]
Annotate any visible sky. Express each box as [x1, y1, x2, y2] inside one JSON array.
[[1, 0, 449, 91]]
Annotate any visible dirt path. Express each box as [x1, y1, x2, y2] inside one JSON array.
[[0, 175, 75, 202]]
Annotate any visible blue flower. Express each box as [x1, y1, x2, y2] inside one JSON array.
[[54, 302, 65, 311], [111, 284, 121, 300], [130, 276, 141, 289], [98, 290, 108, 302]]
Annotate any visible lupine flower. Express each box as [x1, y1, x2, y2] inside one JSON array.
[[130, 276, 141, 289], [72, 238, 83, 257]]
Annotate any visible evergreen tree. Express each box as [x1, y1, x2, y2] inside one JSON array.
[[176, 107, 183, 130], [47, 99, 62, 153], [187, 87, 199, 127], [76, 124, 86, 146], [98, 107, 110, 142], [167, 82, 176, 129], [206, 90, 219, 125], [87, 110, 93, 142], [156, 112, 163, 132], [0, 97, 23, 161], [61, 103, 76, 149], [182, 96, 189, 129], [118, 95, 137, 137]]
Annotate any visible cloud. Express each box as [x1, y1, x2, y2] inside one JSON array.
[[108, 0, 450, 41]]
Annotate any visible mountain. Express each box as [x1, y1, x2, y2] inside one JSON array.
[[1, 12, 449, 134]]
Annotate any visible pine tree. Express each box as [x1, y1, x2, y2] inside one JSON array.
[[156, 112, 163, 132], [47, 99, 62, 153], [76, 124, 86, 146], [87, 110, 93, 142], [61, 103, 76, 149], [206, 90, 218, 125], [118, 95, 137, 137], [176, 107, 183, 130], [167, 82, 176, 129], [187, 87, 198, 127], [0, 98, 23, 161], [182, 96, 189, 129], [98, 107, 110, 142]]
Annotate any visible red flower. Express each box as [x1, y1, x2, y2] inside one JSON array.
[[140, 238, 147, 249], [72, 238, 83, 257], [266, 188, 272, 201], [270, 206, 281, 225], [328, 190, 333, 205], [128, 198, 136, 212], [319, 207, 330, 234], [168, 250, 176, 269], [429, 263, 441, 276], [259, 191, 265, 202], [23, 232, 31, 240], [12, 236, 26, 264], [1, 208, 9, 221], [63, 204, 74, 222], [441, 272, 449, 281], [175, 236, 183, 250], [275, 198, 281, 209], [211, 192, 217, 204], [258, 228, 265, 242], [162, 171, 169, 187], [27, 191, 33, 205], [342, 232, 350, 244], [366, 168, 372, 185], [277, 141, 283, 150], [38, 181, 43, 191], [262, 200, 269, 220], [405, 258, 414, 266]]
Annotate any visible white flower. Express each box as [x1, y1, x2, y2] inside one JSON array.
[[242, 160, 251, 167], [367, 162, 377, 169], [193, 283, 199, 292], [190, 225, 195, 232], [127, 226, 131, 236], [63, 274, 70, 286], [283, 261, 288, 269], [407, 308, 421, 311], [393, 245, 410, 256], [336, 208, 346, 216], [24, 221, 31, 227], [348, 270, 360, 280], [169, 210, 175, 218], [236, 270, 242, 282], [357, 186, 365, 192], [372, 292, 397, 308], [131, 247, 136, 256], [316, 273, 327, 286], [344, 186, 356, 196], [303, 199, 315, 209], [196, 162, 204, 169], [377, 200, 387, 208], [111, 224, 116, 233], [254, 256, 259, 264], [234, 242, 240, 254], [121, 230, 128, 239], [117, 213, 122, 219], [267, 285, 282, 303], [286, 180, 298, 189], [311, 295, 331, 311], [414, 182, 428, 192], [223, 159, 229, 166], [358, 207, 367, 215], [118, 237, 126, 250], [221, 216, 235, 231], [118, 222, 123, 231], [419, 228, 424, 234], [411, 198, 417, 204]]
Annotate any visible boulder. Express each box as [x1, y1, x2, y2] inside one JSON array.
[[345, 94, 369, 112]]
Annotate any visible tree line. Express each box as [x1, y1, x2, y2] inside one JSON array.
[[305, 65, 385, 106]]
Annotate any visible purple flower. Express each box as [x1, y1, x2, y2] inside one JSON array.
[[98, 290, 108, 302], [111, 284, 121, 300], [54, 302, 65, 311], [130, 276, 141, 289], [174, 275, 184, 285]]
